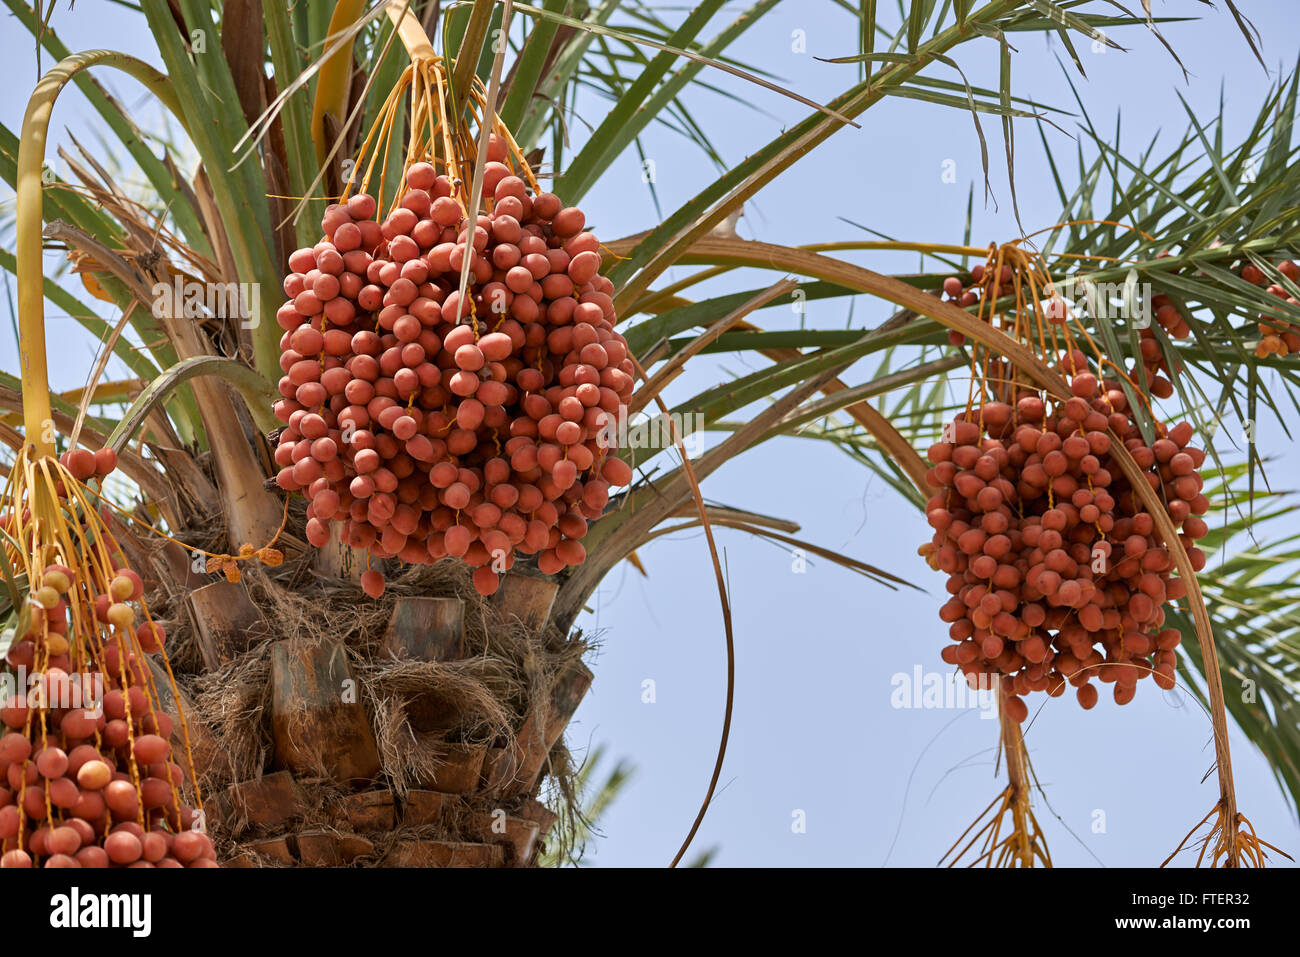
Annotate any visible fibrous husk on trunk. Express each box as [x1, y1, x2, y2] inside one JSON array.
[[139, 508, 589, 865]]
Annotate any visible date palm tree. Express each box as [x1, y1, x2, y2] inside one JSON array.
[[0, 0, 1294, 868]]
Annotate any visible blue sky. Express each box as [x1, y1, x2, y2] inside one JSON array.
[[2, 1, 1297, 868]]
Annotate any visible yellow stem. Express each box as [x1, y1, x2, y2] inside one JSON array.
[[353, 69, 413, 199], [17, 51, 183, 459], [385, 0, 437, 59], [312, 0, 370, 169]]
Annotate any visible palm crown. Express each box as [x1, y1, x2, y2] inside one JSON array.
[[0, 0, 1296, 867]]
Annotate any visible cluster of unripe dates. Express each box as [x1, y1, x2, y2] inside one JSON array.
[[0, 560, 211, 867], [273, 139, 637, 596], [921, 351, 1210, 721]]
